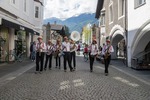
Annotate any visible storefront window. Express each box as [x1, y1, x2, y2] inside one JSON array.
[[15, 30, 26, 56], [0, 27, 8, 63]]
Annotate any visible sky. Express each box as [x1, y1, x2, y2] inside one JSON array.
[[44, 0, 98, 20]]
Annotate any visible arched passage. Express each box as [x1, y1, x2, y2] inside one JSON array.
[[131, 22, 150, 69], [109, 25, 126, 59]]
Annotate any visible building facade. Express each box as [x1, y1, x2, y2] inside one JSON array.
[[96, 0, 126, 59], [43, 22, 65, 44], [0, 0, 44, 62], [128, 0, 150, 69], [96, 0, 150, 69]]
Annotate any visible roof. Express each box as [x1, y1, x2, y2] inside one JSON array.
[[95, 0, 104, 19], [50, 24, 64, 31]]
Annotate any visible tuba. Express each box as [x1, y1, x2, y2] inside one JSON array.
[[70, 31, 80, 41]]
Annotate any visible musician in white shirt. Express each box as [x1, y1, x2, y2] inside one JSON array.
[[54, 39, 62, 69], [89, 39, 98, 72], [70, 39, 78, 70], [35, 36, 46, 74], [62, 37, 73, 72], [102, 40, 114, 76], [44, 40, 54, 70]]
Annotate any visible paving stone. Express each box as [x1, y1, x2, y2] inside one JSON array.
[[0, 56, 150, 100]]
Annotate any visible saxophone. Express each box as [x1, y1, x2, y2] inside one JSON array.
[[104, 46, 110, 59]]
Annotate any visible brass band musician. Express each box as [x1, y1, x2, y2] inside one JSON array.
[[102, 39, 114, 76], [70, 39, 78, 70], [55, 39, 62, 69], [62, 36, 73, 72], [35, 36, 46, 74], [44, 40, 54, 70]]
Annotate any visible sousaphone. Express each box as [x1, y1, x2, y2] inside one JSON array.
[[70, 31, 80, 41]]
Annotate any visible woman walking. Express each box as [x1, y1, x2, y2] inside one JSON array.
[[89, 39, 98, 72], [54, 39, 62, 69]]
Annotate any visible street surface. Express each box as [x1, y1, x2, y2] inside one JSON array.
[[0, 53, 150, 100]]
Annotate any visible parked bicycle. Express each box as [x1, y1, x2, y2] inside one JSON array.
[[5, 49, 26, 63], [0, 50, 7, 63]]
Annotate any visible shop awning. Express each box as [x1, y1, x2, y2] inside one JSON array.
[[1, 18, 40, 35]]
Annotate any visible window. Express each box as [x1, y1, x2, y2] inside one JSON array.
[[101, 12, 105, 26], [12, 0, 15, 4], [10, 0, 19, 8], [118, 0, 125, 17], [35, 6, 39, 18], [109, 5, 113, 23], [135, 0, 146, 8], [23, 0, 27, 12]]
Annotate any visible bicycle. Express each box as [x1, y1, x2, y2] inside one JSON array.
[[83, 52, 88, 62], [5, 50, 26, 63], [0, 50, 7, 63]]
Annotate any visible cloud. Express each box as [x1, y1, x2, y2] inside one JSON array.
[[44, 0, 98, 19]]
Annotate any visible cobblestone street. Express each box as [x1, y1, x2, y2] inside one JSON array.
[[0, 55, 150, 100]]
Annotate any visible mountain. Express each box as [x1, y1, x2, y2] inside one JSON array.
[[43, 13, 98, 33]]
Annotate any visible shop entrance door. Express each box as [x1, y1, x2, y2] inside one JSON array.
[[15, 40, 23, 56]]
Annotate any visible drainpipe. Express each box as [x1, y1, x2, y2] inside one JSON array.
[[125, 0, 128, 67]]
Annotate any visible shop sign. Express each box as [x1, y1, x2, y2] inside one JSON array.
[[20, 26, 25, 31]]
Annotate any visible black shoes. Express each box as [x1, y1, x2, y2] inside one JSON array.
[[105, 73, 108, 76]]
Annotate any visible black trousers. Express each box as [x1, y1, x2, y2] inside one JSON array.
[[44, 54, 53, 69], [70, 51, 76, 68], [104, 55, 111, 73], [89, 55, 95, 71], [56, 55, 61, 68], [36, 52, 45, 72], [63, 52, 73, 70]]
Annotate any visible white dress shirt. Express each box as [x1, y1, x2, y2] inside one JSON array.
[[46, 44, 54, 55], [70, 43, 78, 52], [90, 44, 98, 55], [102, 45, 114, 55], [62, 42, 71, 52], [36, 42, 46, 52]]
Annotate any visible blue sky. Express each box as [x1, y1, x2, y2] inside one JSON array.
[[44, 0, 98, 19]]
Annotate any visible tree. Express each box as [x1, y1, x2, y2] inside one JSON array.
[[82, 26, 91, 44]]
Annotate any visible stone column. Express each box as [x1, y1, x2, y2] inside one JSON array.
[[8, 28, 15, 54], [46, 22, 51, 42], [26, 32, 31, 57]]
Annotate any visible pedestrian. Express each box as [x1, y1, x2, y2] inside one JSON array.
[[30, 42, 33, 59], [102, 39, 114, 76], [83, 44, 89, 61], [70, 39, 77, 70], [89, 39, 98, 72], [62, 36, 74, 72], [31, 41, 36, 61], [44, 40, 54, 70], [35, 36, 46, 74], [54, 38, 62, 69], [77, 44, 80, 55]]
